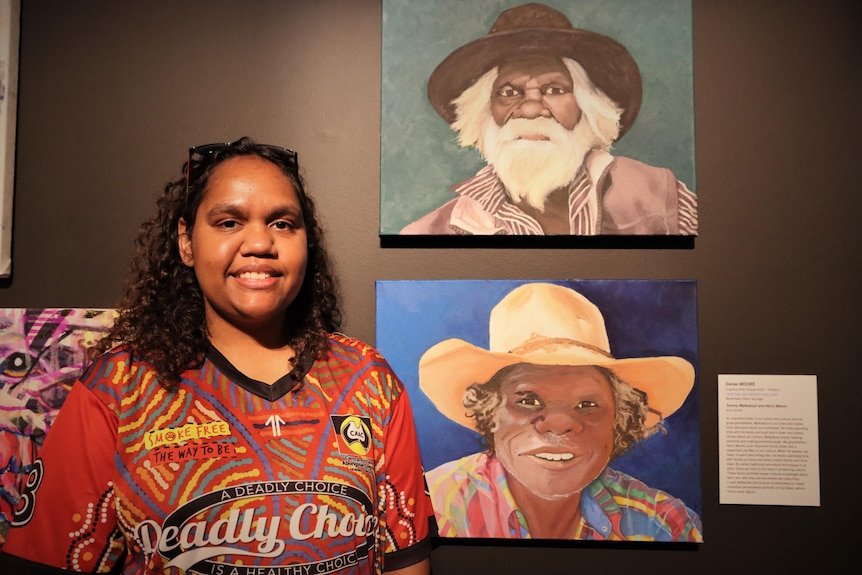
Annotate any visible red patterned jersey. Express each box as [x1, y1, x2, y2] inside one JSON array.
[[0, 334, 432, 574]]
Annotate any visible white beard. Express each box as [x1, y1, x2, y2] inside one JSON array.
[[480, 117, 598, 212]]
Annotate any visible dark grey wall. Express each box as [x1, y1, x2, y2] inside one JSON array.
[[2, 0, 860, 572]]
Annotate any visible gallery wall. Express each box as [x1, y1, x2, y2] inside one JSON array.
[[1, 0, 859, 572]]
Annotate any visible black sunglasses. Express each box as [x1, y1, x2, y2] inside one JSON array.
[[186, 141, 299, 193]]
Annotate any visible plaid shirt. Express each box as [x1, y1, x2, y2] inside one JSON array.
[[426, 452, 702, 542]]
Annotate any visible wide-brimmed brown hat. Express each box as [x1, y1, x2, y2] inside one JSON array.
[[419, 283, 694, 430], [427, 3, 642, 138]]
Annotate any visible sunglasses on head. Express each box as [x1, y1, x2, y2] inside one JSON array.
[[186, 141, 299, 194]]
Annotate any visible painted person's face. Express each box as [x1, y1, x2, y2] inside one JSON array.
[[490, 54, 582, 131], [493, 364, 615, 500]]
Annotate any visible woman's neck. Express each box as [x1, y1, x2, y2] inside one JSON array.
[[206, 314, 295, 384]]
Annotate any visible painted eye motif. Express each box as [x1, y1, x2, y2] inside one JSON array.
[[1, 351, 30, 378]]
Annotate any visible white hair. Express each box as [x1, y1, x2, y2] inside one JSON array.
[[451, 66, 499, 150], [481, 116, 597, 210], [451, 57, 624, 152], [561, 57, 623, 148]]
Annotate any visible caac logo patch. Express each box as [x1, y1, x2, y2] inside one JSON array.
[[330, 415, 371, 456]]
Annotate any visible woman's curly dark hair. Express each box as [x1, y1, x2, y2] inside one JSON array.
[[463, 363, 664, 458], [90, 137, 341, 389]]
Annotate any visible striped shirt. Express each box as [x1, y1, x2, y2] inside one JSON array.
[[451, 156, 698, 235], [426, 452, 702, 542]]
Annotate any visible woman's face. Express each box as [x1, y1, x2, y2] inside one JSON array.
[[178, 156, 308, 339]]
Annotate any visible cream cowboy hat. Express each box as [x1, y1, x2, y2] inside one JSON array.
[[427, 2, 643, 138], [419, 283, 694, 430]]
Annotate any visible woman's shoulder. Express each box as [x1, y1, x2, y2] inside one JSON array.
[[75, 346, 162, 412], [81, 345, 158, 387], [322, 333, 403, 394], [84, 344, 132, 371], [327, 332, 389, 365]]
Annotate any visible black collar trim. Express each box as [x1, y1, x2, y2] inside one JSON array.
[[206, 345, 315, 401]]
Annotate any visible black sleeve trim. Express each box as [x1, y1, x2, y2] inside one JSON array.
[[0, 552, 90, 575], [384, 535, 432, 572]]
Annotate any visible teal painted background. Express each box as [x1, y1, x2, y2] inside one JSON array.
[[380, 0, 695, 234]]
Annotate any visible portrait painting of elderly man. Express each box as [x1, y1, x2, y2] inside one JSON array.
[[380, 0, 697, 236], [376, 280, 701, 541]]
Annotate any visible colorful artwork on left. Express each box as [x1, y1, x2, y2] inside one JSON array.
[[0, 308, 116, 546], [377, 279, 702, 541]]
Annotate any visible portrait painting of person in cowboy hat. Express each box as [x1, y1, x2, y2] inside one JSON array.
[[375, 279, 702, 541], [380, 1, 697, 236]]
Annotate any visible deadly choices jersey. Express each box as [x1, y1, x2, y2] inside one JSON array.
[[1, 335, 432, 574]]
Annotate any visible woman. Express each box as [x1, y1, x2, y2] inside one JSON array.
[[0, 138, 432, 574]]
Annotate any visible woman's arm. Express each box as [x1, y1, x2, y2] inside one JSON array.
[[0, 379, 124, 570]]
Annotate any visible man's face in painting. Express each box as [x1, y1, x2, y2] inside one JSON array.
[[478, 54, 598, 210], [492, 363, 616, 500], [490, 54, 581, 130]]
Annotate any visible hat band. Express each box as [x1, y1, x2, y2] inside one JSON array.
[[507, 337, 614, 358]]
